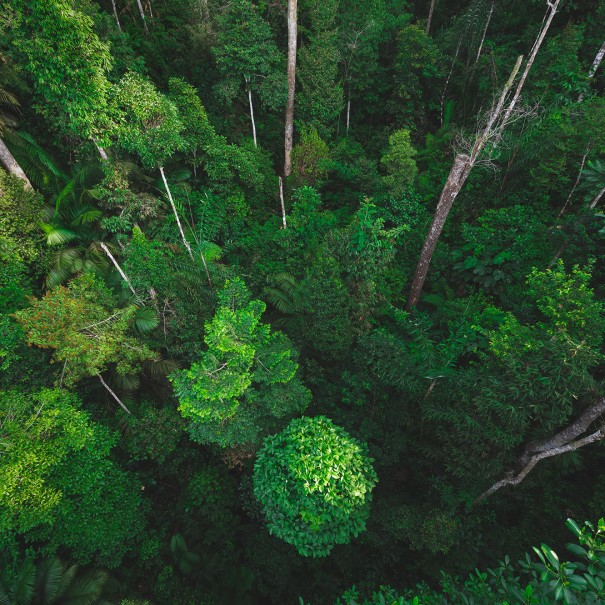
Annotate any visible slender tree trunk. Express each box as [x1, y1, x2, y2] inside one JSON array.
[[284, 0, 298, 177], [588, 39, 605, 79], [93, 139, 108, 161], [475, 1, 494, 64], [246, 80, 258, 148], [589, 185, 605, 210], [159, 166, 195, 261], [558, 146, 590, 217], [98, 373, 132, 415], [279, 176, 287, 229], [346, 90, 351, 134], [100, 242, 139, 300], [426, 0, 436, 35], [0, 135, 32, 190], [135, 0, 149, 33], [440, 37, 462, 126], [579, 39, 605, 101], [110, 0, 122, 31], [407, 56, 523, 310]]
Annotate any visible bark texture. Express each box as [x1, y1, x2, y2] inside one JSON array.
[[283, 0, 298, 177], [0, 136, 32, 190], [159, 166, 194, 261]]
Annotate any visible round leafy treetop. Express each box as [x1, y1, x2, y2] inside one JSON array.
[[253, 416, 378, 557]]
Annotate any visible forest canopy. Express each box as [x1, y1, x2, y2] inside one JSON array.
[[0, 0, 605, 603]]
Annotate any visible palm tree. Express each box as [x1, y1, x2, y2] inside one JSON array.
[[0, 557, 111, 605]]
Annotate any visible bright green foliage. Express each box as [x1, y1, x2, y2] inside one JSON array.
[[113, 72, 184, 169], [170, 278, 311, 447], [381, 129, 418, 196], [0, 388, 144, 566], [253, 416, 377, 557], [0, 171, 45, 264], [213, 0, 285, 112], [168, 78, 215, 174], [7, 0, 112, 142], [0, 557, 109, 605], [15, 273, 156, 386]]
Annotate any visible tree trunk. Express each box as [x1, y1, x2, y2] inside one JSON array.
[[110, 0, 121, 31], [406, 154, 472, 310], [589, 185, 605, 210], [407, 56, 523, 309], [279, 176, 287, 229], [558, 147, 590, 217], [426, 0, 436, 35], [98, 373, 132, 415], [135, 0, 149, 33], [159, 166, 194, 261], [588, 39, 605, 79], [475, 1, 494, 64], [346, 91, 351, 134], [100, 242, 139, 300], [246, 80, 258, 148], [284, 0, 298, 177], [476, 398, 605, 503], [0, 135, 32, 190]]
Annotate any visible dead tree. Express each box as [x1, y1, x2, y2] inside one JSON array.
[[283, 0, 297, 177], [426, 0, 436, 35], [406, 0, 562, 310], [579, 39, 605, 102], [476, 398, 605, 503]]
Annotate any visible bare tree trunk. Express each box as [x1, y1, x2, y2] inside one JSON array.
[[159, 166, 195, 261], [558, 146, 590, 217], [93, 139, 108, 161], [110, 0, 121, 31], [440, 37, 462, 126], [100, 242, 139, 300], [98, 373, 132, 415], [284, 0, 298, 177], [246, 81, 258, 148], [279, 176, 287, 229], [588, 39, 605, 79], [135, 0, 149, 34], [589, 185, 605, 210], [407, 56, 523, 310], [476, 398, 605, 503], [0, 136, 32, 190], [475, 1, 494, 64], [406, 154, 472, 310], [346, 91, 351, 134], [426, 0, 436, 35]]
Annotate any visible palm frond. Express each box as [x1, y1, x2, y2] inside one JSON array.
[[41, 224, 78, 246], [35, 558, 64, 604], [133, 306, 160, 334]]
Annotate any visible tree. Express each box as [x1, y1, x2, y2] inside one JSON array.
[[170, 278, 311, 448], [14, 272, 157, 411], [113, 72, 193, 260], [284, 0, 298, 176], [380, 129, 418, 197], [406, 0, 563, 309], [253, 415, 377, 557], [7, 0, 112, 157], [213, 0, 285, 147], [0, 388, 144, 566]]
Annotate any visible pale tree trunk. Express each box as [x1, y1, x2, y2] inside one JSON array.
[[407, 56, 523, 310], [110, 0, 121, 31], [135, 0, 149, 33], [426, 0, 436, 35], [246, 79, 258, 148], [93, 139, 108, 160], [475, 1, 494, 64], [407, 0, 562, 309], [558, 146, 591, 217], [98, 373, 132, 415], [588, 39, 605, 79], [159, 166, 195, 261], [476, 398, 605, 503], [579, 39, 605, 101], [0, 136, 32, 190], [589, 185, 605, 210], [100, 242, 140, 300], [441, 37, 462, 126], [279, 176, 287, 228], [346, 89, 351, 134], [284, 0, 298, 177]]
